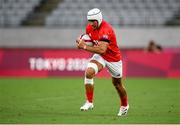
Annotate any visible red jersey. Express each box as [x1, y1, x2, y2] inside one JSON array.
[[86, 20, 122, 62]]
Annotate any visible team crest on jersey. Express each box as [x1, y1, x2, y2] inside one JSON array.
[[102, 35, 108, 39]]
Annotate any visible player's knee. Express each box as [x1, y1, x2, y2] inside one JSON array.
[[85, 62, 98, 79], [112, 78, 122, 87], [85, 68, 95, 79]]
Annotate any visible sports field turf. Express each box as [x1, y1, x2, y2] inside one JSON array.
[[0, 77, 180, 124]]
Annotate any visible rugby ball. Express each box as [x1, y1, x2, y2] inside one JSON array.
[[79, 34, 93, 46]]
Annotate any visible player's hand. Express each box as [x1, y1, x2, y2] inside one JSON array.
[[76, 39, 86, 50], [76, 38, 81, 49]]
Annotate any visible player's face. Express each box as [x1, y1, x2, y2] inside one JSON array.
[[88, 20, 98, 29]]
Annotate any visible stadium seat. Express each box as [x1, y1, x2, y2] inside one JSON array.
[[45, 0, 180, 27], [0, 0, 41, 27], [0, 0, 180, 27]]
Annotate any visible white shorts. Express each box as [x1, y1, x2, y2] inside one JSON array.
[[89, 54, 123, 78]]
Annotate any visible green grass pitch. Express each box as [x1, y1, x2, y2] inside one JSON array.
[[0, 77, 180, 124]]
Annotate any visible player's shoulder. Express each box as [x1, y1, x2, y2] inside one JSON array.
[[102, 20, 113, 28], [100, 20, 114, 34]]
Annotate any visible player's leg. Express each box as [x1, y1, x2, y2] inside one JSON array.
[[84, 60, 103, 103], [105, 60, 129, 116], [112, 77, 128, 106], [112, 77, 129, 116], [80, 54, 105, 111]]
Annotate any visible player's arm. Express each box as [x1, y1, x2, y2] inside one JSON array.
[[77, 39, 109, 54]]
